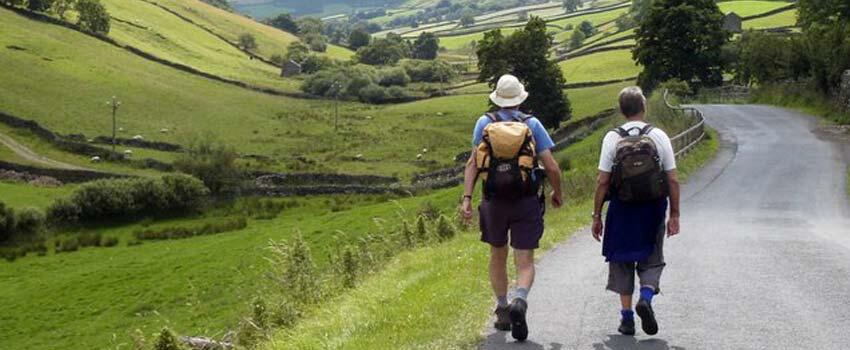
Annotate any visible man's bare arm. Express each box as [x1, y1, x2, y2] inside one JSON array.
[[460, 148, 479, 222], [537, 150, 563, 207], [666, 170, 680, 236], [591, 171, 611, 241]]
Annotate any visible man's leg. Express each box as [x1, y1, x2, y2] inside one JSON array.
[[513, 248, 535, 297], [490, 245, 510, 304], [635, 224, 666, 335], [608, 262, 637, 335]]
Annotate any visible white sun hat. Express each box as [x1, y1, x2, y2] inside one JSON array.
[[489, 74, 529, 107]]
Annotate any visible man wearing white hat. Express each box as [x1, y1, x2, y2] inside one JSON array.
[[461, 74, 563, 341]]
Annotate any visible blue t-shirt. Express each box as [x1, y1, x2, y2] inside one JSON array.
[[471, 109, 556, 154]]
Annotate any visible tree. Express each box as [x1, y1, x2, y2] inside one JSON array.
[[630, 0, 652, 23], [266, 13, 299, 34], [796, 0, 850, 93], [568, 28, 586, 49], [27, 0, 55, 12], [412, 32, 440, 60], [477, 17, 572, 128], [562, 0, 582, 13], [730, 31, 793, 85], [615, 13, 637, 32], [460, 13, 476, 27], [51, 0, 77, 19], [76, 0, 110, 34], [297, 17, 324, 36], [578, 20, 596, 37], [348, 28, 371, 50], [797, 0, 849, 30], [303, 33, 326, 52], [284, 41, 310, 62], [238, 33, 257, 51], [356, 36, 410, 65], [633, 0, 728, 92]]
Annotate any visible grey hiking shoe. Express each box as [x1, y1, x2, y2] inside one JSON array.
[[494, 306, 511, 331]]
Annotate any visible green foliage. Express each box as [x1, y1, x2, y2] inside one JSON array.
[[301, 64, 411, 103], [729, 31, 794, 85], [296, 17, 324, 36], [154, 327, 184, 350], [27, 0, 55, 12], [133, 217, 247, 241], [0, 202, 16, 243], [563, 0, 583, 13], [356, 35, 411, 65], [348, 28, 371, 50], [630, 0, 652, 23], [0, 203, 44, 244], [238, 33, 257, 51], [377, 66, 411, 87], [51, 0, 77, 19], [200, 0, 232, 11], [635, 0, 727, 92], [412, 32, 440, 60], [75, 0, 109, 34], [615, 13, 637, 32], [435, 215, 456, 241], [414, 215, 429, 243], [798, 24, 850, 94], [48, 175, 209, 224], [266, 13, 299, 34], [460, 13, 476, 27], [400, 59, 456, 83], [303, 33, 327, 53], [284, 41, 310, 62], [477, 17, 572, 128], [174, 137, 244, 197], [569, 29, 586, 49], [797, 0, 849, 30], [55, 236, 80, 253], [578, 20, 596, 37], [268, 234, 320, 306]]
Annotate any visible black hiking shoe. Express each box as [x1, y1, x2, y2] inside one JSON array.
[[618, 318, 636, 335], [635, 298, 658, 335], [494, 306, 511, 331], [509, 298, 529, 341]]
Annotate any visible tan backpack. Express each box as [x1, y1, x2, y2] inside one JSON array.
[[474, 112, 537, 199]]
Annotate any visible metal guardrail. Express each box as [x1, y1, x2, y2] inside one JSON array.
[[663, 89, 707, 158]]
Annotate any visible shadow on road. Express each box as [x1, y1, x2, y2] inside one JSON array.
[[482, 331, 564, 350], [592, 335, 685, 350]]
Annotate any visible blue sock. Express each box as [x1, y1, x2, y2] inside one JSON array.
[[640, 287, 655, 303], [621, 309, 634, 321], [497, 295, 508, 308], [515, 288, 529, 300]]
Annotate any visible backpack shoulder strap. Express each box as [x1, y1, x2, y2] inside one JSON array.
[[485, 112, 499, 123], [639, 124, 655, 135], [514, 112, 532, 123], [611, 127, 630, 138]]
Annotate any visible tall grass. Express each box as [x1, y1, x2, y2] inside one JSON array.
[[750, 84, 850, 125]]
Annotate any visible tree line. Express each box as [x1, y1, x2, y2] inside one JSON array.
[[4, 0, 110, 34]]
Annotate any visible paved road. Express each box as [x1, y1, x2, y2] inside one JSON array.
[[0, 131, 89, 170], [482, 105, 850, 350]]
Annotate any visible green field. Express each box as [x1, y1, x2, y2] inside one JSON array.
[[559, 49, 640, 83], [154, 0, 353, 61], [0, 181, 75, 209], [743, 8, 799, 29], [550, 7, 630, 42], [719, 0, 793, 18]]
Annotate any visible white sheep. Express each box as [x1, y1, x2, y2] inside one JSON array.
[[416, 154, 423, 160], [118, 127, 124, 132], [124, 149, 133, 156], [355, 154, 364, 160], [90, 156, 101, 163], [132, 135, 144, 140], [160, 128, 169, 133], [422, 148, 428, 153]]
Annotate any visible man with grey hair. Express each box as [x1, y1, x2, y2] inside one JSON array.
[[591, 86, 680, 336]]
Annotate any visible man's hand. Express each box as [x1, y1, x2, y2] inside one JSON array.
[[460, 198, 473, 226], [591, 218, 603, 242], [667, 216, 680, 237], [551, 190, 563, 208]]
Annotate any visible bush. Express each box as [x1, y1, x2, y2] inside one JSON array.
[[300, 54, 335, 74], [435, 215, 456, 241], [302, 64, 380, 99], [414, 215, 429, 243], [0, 202, 16, 243], [358, 84, 388, 103], [377, 67, 411, 87], [174, 137, 242, 197], [134, 217, 247, 241], [55, 236, 80, 253], [267, 234, 320, 305], [78, 232, 102, 247], [386, 86, 409, 100], [46, 198, 81, 225], [154, 327, 184, 350], [400, 59, 456, 83], [76, 0, 110, 35], [14, 208, 44, 237], [101, 236, 119, 247]]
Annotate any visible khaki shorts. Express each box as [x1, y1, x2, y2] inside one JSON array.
[[606, 223, 666, 295]]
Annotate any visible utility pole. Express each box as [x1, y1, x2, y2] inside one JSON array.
[[332, 80, 341, 131], [106, 96, 121, 152]]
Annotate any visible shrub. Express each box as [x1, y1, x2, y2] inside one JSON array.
[[14, 208, 44, 237], [300, 54, 334, 74], [76, 0, 110, 34], [0, 202, 16, 243], [386, 86, 409, 100], [236, 297, 269, 347], [400, 220, 415, 247], [435, 215, 456, 241], [101, 236, 119, 247], [401, 59, 457, 83], [267, 234, 320, 305], [0, 247, 25, 262], [134, 217, 247, 241], [174, 137, 243, 197], [46, 198, 81, 225], [377, 67, 411, 86], [78, 232, 102, 247], [154, 327, 184, 350], [339, 246, 358, 288], [414, 215, 429, 243], [55, 236, 80, 253], [358, 84, 388, 103]]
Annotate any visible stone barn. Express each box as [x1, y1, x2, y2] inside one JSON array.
[[281, 59, 302, 77], [724, 12, 743, 33]]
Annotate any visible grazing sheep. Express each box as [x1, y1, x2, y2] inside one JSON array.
[[365, 115, 373, 120], [118, 127, 124, 132], [132, 135, 144, 140], [422, 148, 428, 153], [160, 128, 169, 133], [90, 156, 101, 163], [355, 154, 364, 160], [124, 150, 133, 157], [436, 112, 444, 116], [416, 154, 423, 160]]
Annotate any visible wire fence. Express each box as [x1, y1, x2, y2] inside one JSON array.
[[663, 89, 707, 158]]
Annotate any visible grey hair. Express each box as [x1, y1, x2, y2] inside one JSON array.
[[618, 86, 646, 118]]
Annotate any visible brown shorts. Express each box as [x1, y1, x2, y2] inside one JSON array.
[[478, 196, 544, 250]]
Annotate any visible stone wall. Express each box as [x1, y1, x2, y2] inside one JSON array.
[[0, 161, 129, 183]]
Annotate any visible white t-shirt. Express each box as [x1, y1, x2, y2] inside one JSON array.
[[598, 121, 677, 172]]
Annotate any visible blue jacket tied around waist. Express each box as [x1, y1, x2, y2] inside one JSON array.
[[602, 197, 668, 263]]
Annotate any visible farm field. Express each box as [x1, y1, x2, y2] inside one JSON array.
[[153, 0, 353, 61], [743, 8, 799, 29], [718, 0, 793, 18], [0, 181, 75, 209], [559, 49, 640, 83]]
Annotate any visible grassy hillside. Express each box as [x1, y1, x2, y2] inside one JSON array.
[[102, 0, 300, 93], [718, 0, 793, 18], [153, 0, 354, 61], [0, 181, 75, 209], [743, 8, 798, 29], [559, 49, 639, 83]]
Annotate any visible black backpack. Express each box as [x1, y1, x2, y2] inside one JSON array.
[[476, 112, 539, 200], [609, 124, 669, 203]]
